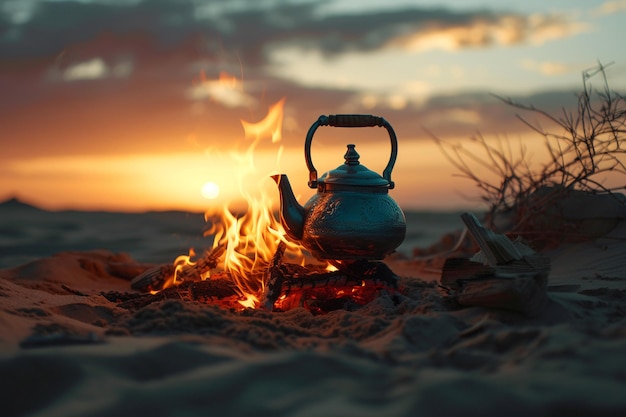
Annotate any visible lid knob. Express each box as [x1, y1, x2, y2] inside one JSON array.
[[344, 144, 360, 166]]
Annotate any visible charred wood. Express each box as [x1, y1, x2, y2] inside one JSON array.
[[262, 258, 399, 312], [130, 245, 225, 292], [190, 277, 240, 302], [260, 241, 287, 310]]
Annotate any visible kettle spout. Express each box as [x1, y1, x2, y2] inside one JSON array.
[[271, 174, 305, 241]]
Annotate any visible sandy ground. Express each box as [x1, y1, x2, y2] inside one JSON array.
[[1, 203, 625, 416]]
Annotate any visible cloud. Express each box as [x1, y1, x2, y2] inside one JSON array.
[[0, 0, 219, 75], [0, 0, 591, 129], [0, 0, 598, 163], [38, 54, 134, 82], [384, 13, 587, 52], [521, 59, 574, 76], [525, 13, 589, 44], [1, 0, 588, 67], [186, 71, 257, 108], [62, 57, 106, 81], [593, 0, 626, 16]]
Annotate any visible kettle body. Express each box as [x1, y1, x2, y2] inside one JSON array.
[[301, 187, 406, 260]]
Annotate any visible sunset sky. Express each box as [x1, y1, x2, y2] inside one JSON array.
[[1, 0, 625, 212]]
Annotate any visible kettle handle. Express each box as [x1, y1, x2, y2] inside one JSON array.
[[305, 114, 397, 189]]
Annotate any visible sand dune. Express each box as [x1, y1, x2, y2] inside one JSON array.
[[1, 198, 625, 416]]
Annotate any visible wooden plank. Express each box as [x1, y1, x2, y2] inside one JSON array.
[[441, 213, 551, 317]]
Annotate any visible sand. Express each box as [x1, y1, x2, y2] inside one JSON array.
[[1, 200, 625, 416]]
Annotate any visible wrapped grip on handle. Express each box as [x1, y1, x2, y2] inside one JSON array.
[[323, 114, 385, 128], [305, 114, 398, 189]]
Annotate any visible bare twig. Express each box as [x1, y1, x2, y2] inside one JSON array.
[[432, 62, 626, 242]]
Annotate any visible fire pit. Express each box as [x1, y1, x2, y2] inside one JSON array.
[[126, 241, 400, 314]]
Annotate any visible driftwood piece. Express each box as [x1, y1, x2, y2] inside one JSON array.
[[441, 212, 551, 317], [461, 212, 524, 265], [442, 258, 549, 316], [130, 245, 225, 292]]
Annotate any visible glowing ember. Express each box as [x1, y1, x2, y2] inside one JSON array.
[[272, 282, 391, 314]]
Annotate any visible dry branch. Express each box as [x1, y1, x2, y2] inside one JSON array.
[[432, 62, 626, 243], [130, 244, 226, 292]]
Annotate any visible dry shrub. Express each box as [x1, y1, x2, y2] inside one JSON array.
[[434, 62, 626, 247]]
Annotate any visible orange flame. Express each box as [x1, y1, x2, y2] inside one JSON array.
[[162, 72, 309, 309], [198, 93, 305, 308], [241, 98, 285, 143]]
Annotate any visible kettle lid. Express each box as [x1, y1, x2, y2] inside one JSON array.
[[319, 144, 390, 187]]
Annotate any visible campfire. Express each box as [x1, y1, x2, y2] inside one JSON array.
[[126, 75, 404, 314], [128, 242, 399, 314]]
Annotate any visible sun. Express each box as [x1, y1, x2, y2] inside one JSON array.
[[201, 181, 220, 200]]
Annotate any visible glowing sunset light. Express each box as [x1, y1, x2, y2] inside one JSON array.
[[201, 181, 220, 200], [1, 0, 625, 212]]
